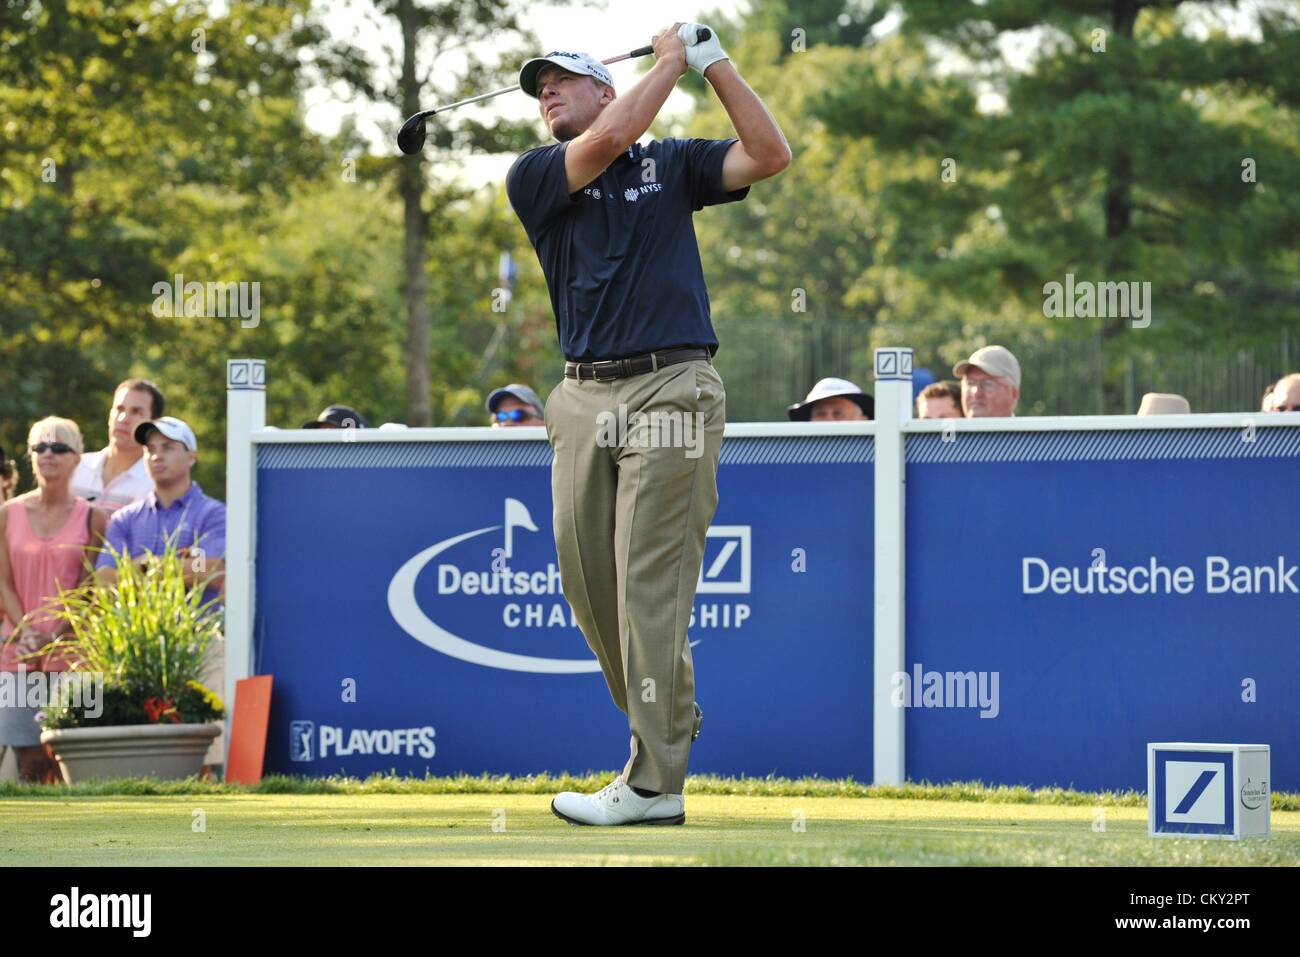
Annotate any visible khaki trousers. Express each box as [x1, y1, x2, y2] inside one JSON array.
[[545, 358, 725, 793]]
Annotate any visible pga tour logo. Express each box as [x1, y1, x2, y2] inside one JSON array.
[[289, 720, 436, 760]]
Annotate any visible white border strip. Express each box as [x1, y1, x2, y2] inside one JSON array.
[[904, 411, 1300, 432], [249, 421, 878, 443]]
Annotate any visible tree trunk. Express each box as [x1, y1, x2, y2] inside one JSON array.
[[1099, 0, 1140, 412], [398, 0, 432, 426]]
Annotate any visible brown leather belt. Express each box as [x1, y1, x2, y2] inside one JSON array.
[[564, 347, 711, 382]]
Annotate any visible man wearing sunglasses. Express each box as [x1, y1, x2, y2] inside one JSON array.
[[485, 384, 545, 428]]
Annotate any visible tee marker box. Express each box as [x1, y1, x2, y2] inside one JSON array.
[[1148, 743, 1270, 840]]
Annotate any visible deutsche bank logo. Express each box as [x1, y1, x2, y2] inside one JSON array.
[[1165, 762, 1224, 825], [1152, 749, 1233, 836], [697, 526, 750, 594], [290, 720, 315, 762]]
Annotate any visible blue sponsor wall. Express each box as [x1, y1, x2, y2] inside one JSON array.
[[905, 427, 1300, 791], [255, 434, 875, 780]]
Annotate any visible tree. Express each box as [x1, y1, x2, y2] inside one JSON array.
[[0, 0, 334, 484], [811, 0, 1300, 410], [322, 0, 559, 425]]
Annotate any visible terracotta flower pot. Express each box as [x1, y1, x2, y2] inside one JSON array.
[[40, 723, 221, 783]]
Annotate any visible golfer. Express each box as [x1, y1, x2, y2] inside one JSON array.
[[505, 22, 789, 825]]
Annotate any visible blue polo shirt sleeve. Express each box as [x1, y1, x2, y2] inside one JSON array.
[[197, 501, 226, 560], [677, 137, 751, 210], [95, 509, 133, 570], [506, 143, 578, 238]]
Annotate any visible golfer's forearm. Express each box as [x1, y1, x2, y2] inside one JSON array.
[[707, 61, 791, 166], [589, 58, 686, 150]]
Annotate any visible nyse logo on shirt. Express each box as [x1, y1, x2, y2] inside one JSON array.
[[623, 183, 663, 202]]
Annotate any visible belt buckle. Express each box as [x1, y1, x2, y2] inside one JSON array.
[[592, 359, 622, 381]]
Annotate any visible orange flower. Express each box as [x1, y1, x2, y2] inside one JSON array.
[[143, 697, 181, 723]]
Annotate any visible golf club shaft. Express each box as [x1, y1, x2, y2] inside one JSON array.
[[409, 31, 704, 122]]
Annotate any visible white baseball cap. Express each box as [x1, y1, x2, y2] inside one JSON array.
[[135, 416, 198, 451], [519, 51, 614, 98]]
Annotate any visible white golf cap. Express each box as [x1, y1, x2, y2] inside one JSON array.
[[135, 416, 197, 451], [519, 51, 614, 98], [1137, 392, 1190, 416], [787, 377, 874, 421], [954, 345, 1021, 389]]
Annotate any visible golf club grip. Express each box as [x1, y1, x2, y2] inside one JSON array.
[[625, 26, 711, 59]]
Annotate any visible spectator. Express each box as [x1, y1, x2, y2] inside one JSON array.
[[71, 378, 164, 513], [954, 346, 1021, 418], [94, 416, 227, 774], [1265, 374, 1300, 413], [1261, 381, 1277, 412], [0, 446, 16, 502], [301, 405, 369, 429], [917, 381, 963, 419], [94, 417, 225, 606], [787, 378, 874, 421], [1137, 393, 1190, 416], [0, 417, 109, 782], [486, 384, 545, 427]]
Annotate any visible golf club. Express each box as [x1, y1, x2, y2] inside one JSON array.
[[397, 27, 712, 154]]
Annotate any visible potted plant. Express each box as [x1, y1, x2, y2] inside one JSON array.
[[31, 539, 226, 783]]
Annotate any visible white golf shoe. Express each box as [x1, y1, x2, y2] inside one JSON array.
[[551, 777, 685, 826]]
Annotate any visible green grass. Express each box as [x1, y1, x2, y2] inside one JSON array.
[[3, 774, 1299, 865]]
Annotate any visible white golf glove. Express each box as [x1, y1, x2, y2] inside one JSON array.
[[678, 22, 728, 78]]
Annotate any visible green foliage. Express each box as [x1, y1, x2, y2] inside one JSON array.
[[804, 0, 1300, 408], [37, 537, 225, 729], [3, 769, 1298, 810], [3, 0, 1297, 452]]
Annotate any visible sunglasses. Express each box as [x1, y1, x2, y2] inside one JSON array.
[[1276, 404, 1300, 412], [493, 409, 538, 423], [31, 442, 75, 455]]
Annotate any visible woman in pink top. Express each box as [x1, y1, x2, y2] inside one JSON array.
[[0, 417, 109, 781]]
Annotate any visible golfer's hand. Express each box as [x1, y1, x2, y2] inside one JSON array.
[[652, 22, 688, 77], [678, 23, 729, 78]]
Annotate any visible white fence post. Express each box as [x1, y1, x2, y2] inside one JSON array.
[[224, 359, 265, 761], [873, 347, 912, 785]]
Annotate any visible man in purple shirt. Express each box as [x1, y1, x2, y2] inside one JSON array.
[[94, 416, 226, 607]]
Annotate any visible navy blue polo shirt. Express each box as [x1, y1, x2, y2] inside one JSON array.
[[505, 137, 749, 361]]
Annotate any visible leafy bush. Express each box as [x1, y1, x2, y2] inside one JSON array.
[[36, 538, 226, 729]]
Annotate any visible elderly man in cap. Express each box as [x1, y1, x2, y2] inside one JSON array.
[[954, 346, 1021, 418], [788, 377, 874, 421], [485, 384, 545, 428], [506, 23, 789, 826]]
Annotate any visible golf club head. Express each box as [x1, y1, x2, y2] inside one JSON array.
[[397, 113, 428, 155]]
